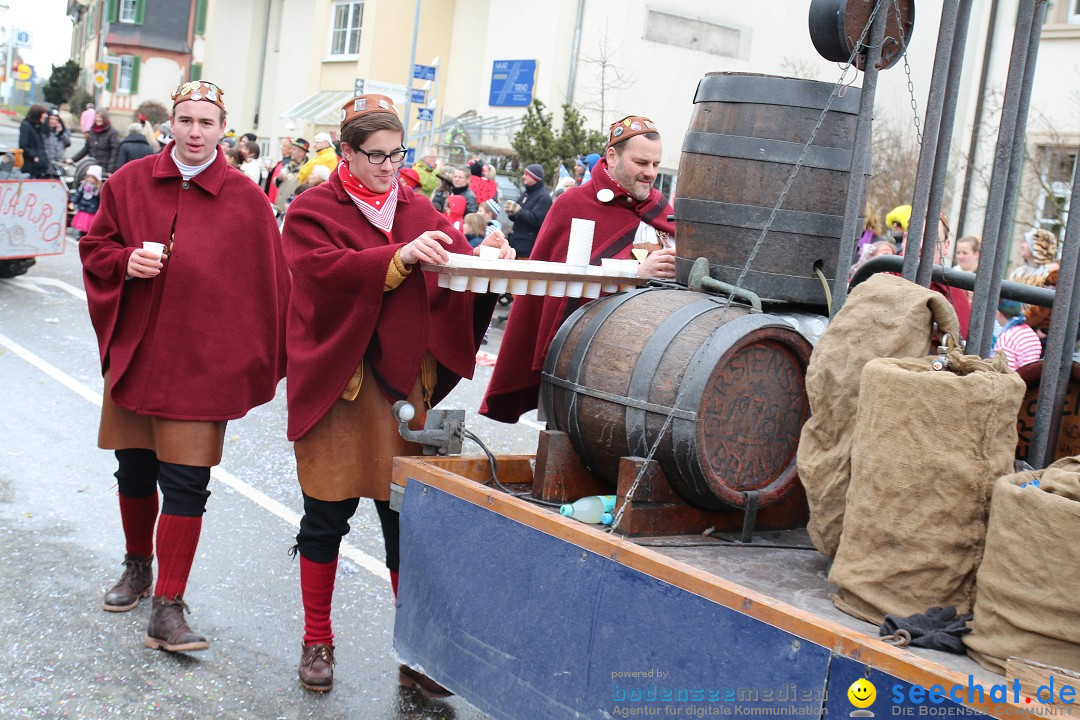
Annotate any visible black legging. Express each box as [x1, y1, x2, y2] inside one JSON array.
[[296, 493, 399, 571], [114, 448, 211, 517]]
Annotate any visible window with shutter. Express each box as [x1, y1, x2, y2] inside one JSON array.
[[106, 0, 119, 23], [195, 0, 208, 35]]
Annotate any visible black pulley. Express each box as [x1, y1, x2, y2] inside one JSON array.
[[809, 0, 915, 71]]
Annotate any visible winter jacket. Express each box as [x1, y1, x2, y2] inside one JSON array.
[[73, 123, 122, 174], [18, 118, 50, 178], [431, 185, 477, 215], [506, 181, 553, 257], [116, 132, 156, 168], [43, 127, 72, 165]]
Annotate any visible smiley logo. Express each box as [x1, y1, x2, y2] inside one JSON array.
[[848, 678, 876, 709]]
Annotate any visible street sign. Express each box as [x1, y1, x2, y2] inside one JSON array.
[[15, 80, 30, 92], [14, 29, 32, 50], [93, 71, 107, 88], [417, 108, 434, 122], [409, 88, 425, 104], [354, 78, 409, 106], [413, 64, 436, 81], [405, 148, 416, 165], [489, 60, 537, 107], [95, 62, 108, 72], [16, 63, 31, 81]]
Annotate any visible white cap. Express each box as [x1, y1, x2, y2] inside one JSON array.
[[313, 132, 332, 144], [312, 165, 331, 181], [86, 165, 103, 181]]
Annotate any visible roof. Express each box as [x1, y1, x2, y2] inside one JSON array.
[[280, 90, 354, 125]]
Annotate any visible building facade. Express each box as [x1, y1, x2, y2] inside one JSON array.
[[67, 0, 206, 120]]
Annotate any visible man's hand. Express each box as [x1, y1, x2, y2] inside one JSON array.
[[637, 246, 676, 279], [473, 230, 516, 260], [400, 231, 454, 265], [127, 248, 164, 278], [504, 200, 521, 217]]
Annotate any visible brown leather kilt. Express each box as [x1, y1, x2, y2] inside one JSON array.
[[294, 356, 434, 502], [98, 373, 227, 467]]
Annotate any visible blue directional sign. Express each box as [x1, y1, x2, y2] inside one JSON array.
[[489, 59, 537, 107], [413, 64, 436, 81], [417, 108, 434, 122], [405, 148, 416, 165], [409, 88, 426, 104]]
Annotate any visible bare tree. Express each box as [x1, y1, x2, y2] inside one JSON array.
[[779, 57, 820, 81], [578, 27, 635, 130]]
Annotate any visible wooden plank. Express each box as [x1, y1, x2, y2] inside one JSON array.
[[391, 456, 1041, 717], [1006, 657, 1080, 717]]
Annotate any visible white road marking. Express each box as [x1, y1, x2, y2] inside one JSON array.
[[3, 276, 48, 294], [520, 417, 545, 430], [25, 276, 88, 302], [0, 329, 389, 583]]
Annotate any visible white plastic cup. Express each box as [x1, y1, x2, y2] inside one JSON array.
[[449, 274, 469, 292], [508, 276, 529, 295], [567, 218, 595, 267], [489, 276, 509, 294], [477, 245, 500, 260], [583, 265, 604, 298], [468, 275, 490, 293], [142, 241, 166, 259]]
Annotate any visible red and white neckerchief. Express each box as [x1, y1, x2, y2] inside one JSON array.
[[337, 161, 398, 238]]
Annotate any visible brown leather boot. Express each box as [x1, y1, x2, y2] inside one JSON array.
[[398, 664, 453, 698], [298, 644, 335, 692], [102, 554, 154, 612], [144, 596, 208, 652]]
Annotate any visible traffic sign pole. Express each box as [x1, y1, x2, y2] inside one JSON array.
[[403, 0, 421, 147]]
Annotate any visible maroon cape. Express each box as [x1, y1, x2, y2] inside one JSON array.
[[282, 171, 492, 441], [81, 143, 290, 420], [480, 158, 675, 423]]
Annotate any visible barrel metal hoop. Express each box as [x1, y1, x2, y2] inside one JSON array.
[[540, 299, 597, 426], [674, 197, 848, 237], [671, 313, 796, 507], [693, 74, 862, 115], [681, 132, 866, 174], [625, 299, 720, 458], [562, 289, 651, 471], [540, 373, 697, 422]]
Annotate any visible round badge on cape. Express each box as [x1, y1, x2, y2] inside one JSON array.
[[191, 91, 203, 101], [596, 188, 615, 203]]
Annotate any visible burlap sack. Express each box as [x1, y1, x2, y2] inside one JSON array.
[[798, 274, 963, 558], [964, 459, 1080, 673], [829, 351, 1025, 625]]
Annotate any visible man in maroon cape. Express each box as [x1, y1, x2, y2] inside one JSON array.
[[480, 115, 677, 423], [281, 94, 513, 694], [80, 81, 290, 652]]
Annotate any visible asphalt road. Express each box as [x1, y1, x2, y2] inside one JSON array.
[[0, 225, 541, 718]]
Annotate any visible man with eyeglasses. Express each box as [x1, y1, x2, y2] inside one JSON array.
[[280, 94, 513, 695], [80, 81, 290, 652]]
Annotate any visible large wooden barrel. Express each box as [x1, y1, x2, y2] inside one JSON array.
[[539, 287, 812, 510], [1016, 361, 1080, 463], [674, 72, 868, 308]]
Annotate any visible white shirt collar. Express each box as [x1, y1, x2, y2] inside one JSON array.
[[171, 146, 216, 181]]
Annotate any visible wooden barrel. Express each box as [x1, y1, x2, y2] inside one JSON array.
[[539, 287, 812, 510], [1016, 361, 1080, 463], [674, 73, 868, 308]]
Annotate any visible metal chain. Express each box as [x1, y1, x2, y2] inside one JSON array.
[[895, 0, 923, 146], [608, 2, 885, 533]]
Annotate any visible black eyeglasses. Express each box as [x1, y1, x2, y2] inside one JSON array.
[[355, 146, 408, 164]]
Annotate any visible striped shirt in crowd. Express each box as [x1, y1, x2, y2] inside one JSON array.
[[992, 323, 1042, 371]]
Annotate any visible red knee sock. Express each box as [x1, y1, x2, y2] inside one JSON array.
[[301, 555, 338, 646], [118, 493, 158, 557], [390, 570, 399, 601], [154, 514, 202, 599]]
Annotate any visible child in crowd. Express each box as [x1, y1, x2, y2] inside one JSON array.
[[444, 194, 466, 233], [463, 212, 487, 247], [70, 165, 103, 239]]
